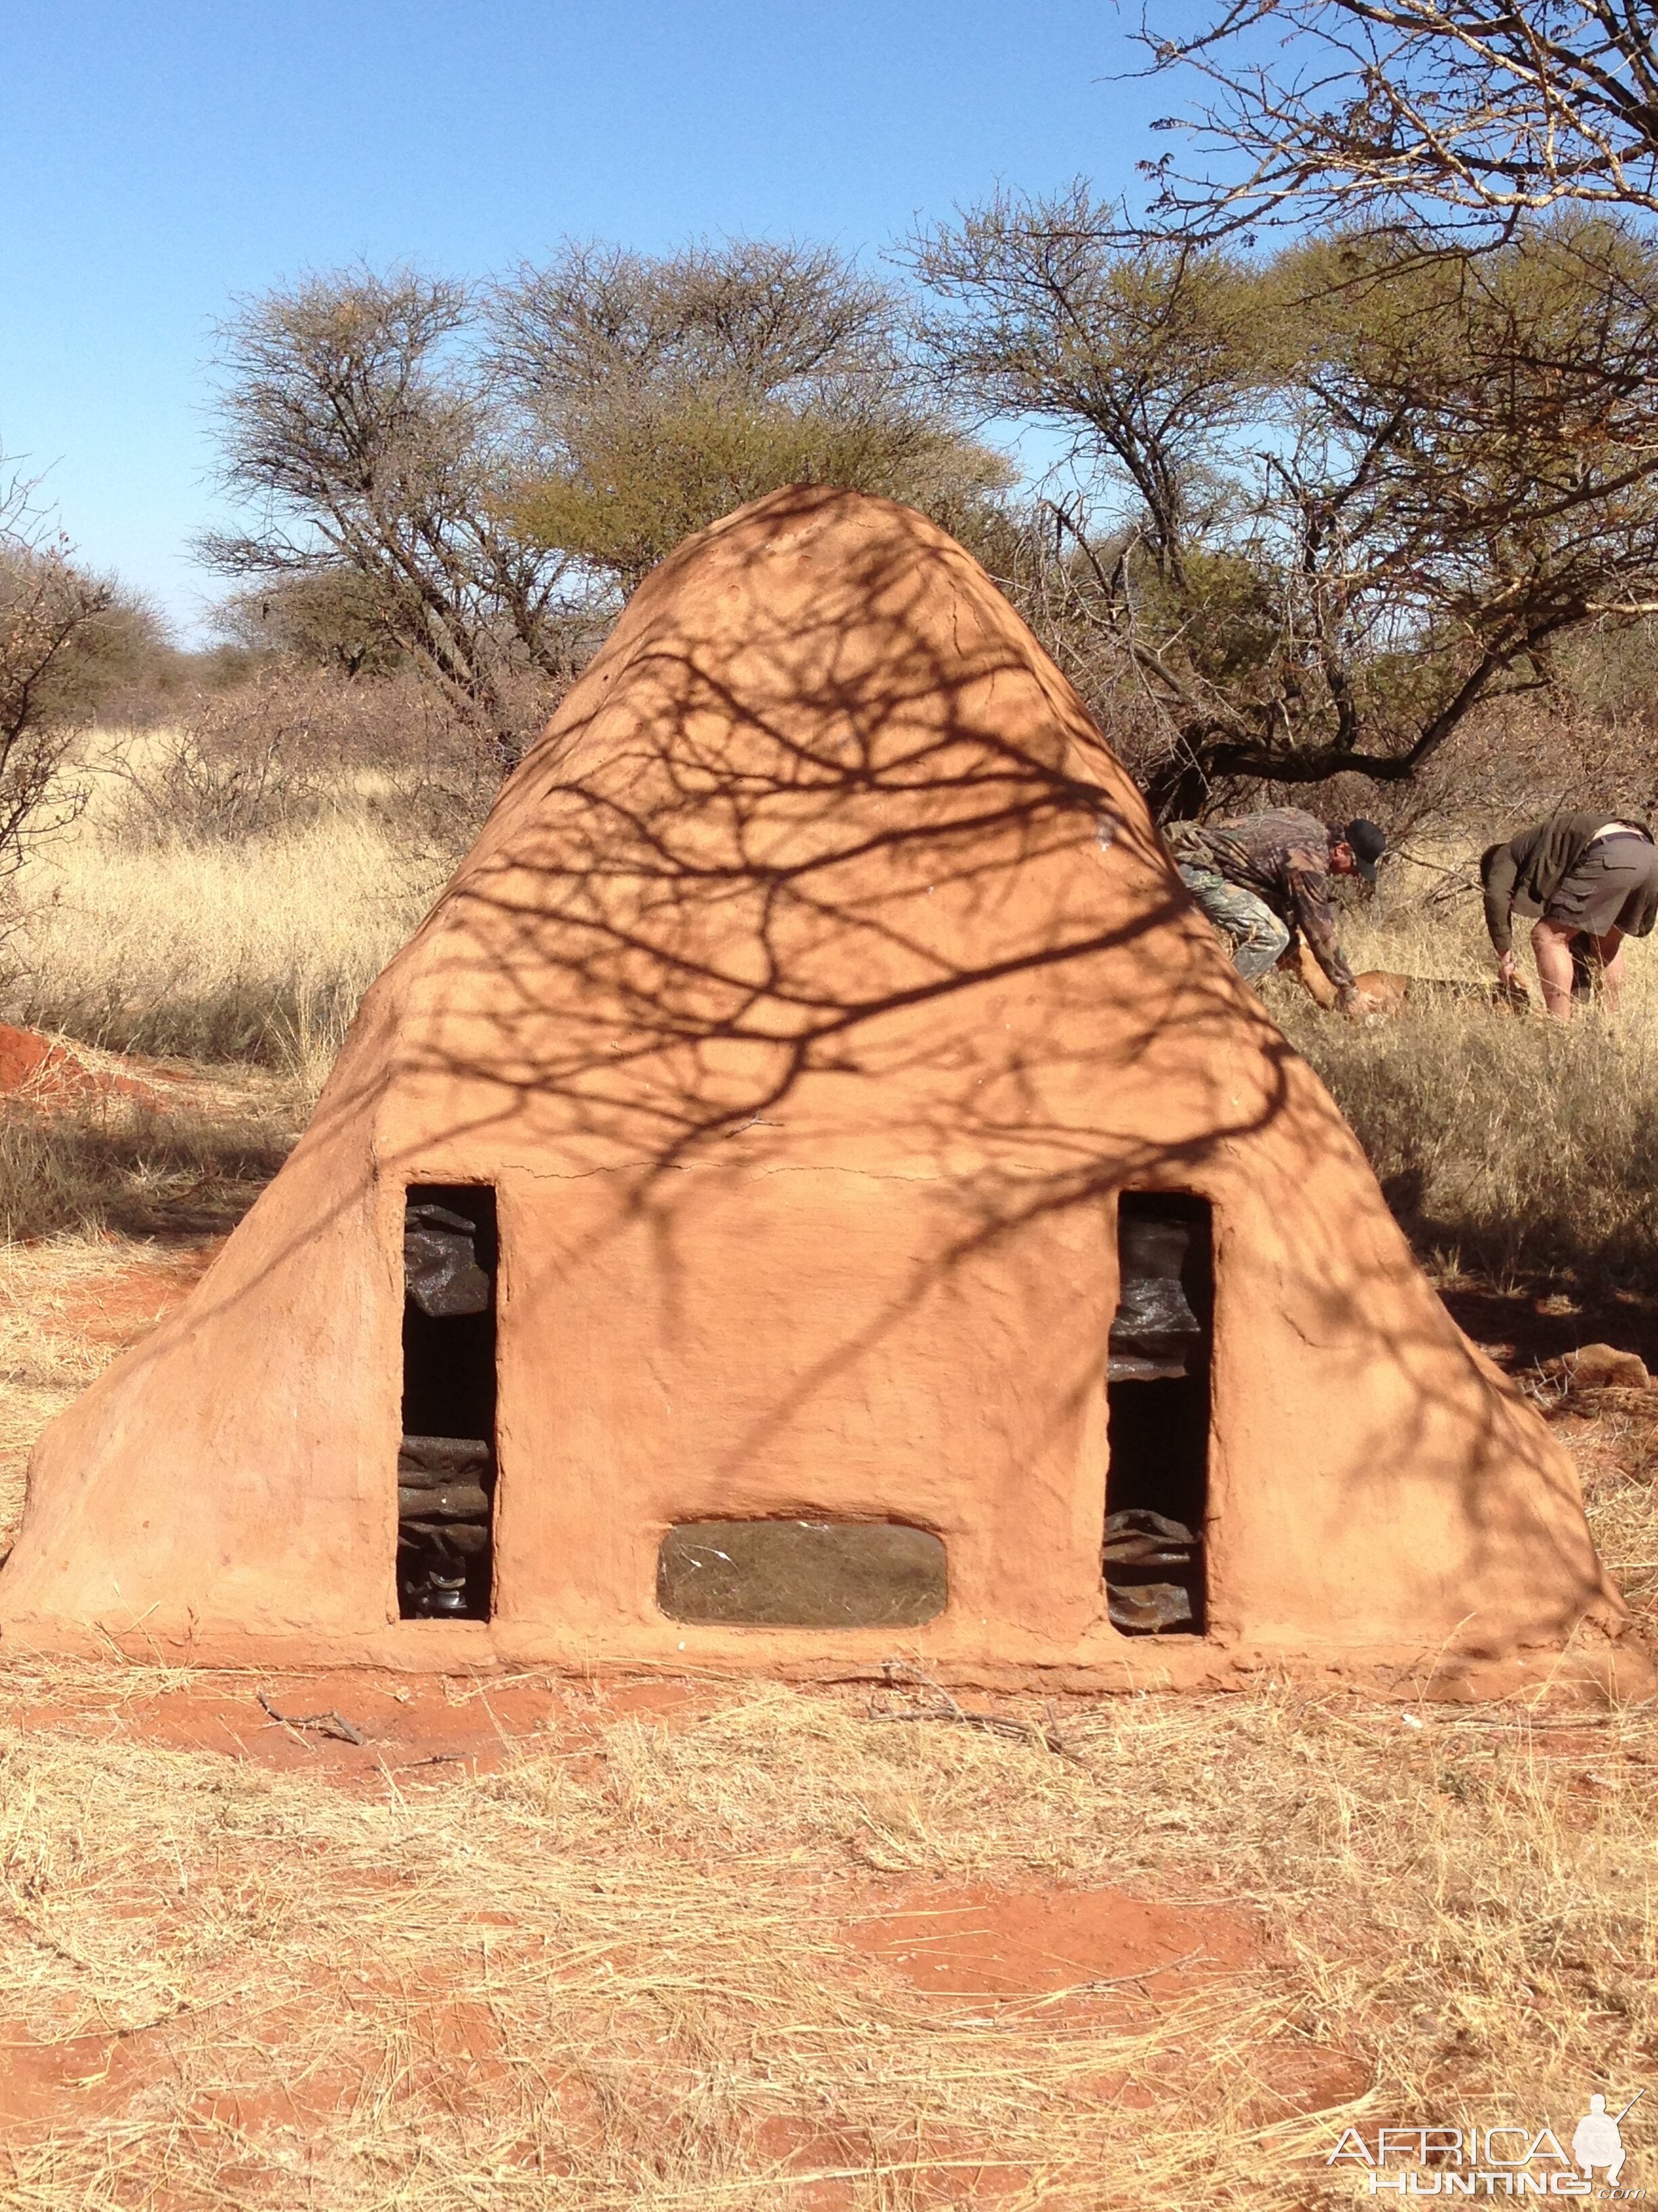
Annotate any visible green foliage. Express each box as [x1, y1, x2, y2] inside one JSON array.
[[197, 216, 1658, 821], [495, 237, 1010, 590], [510, 385, 1010, 588]]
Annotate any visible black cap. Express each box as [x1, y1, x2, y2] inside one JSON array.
[[1342, 817, 1387, 884]]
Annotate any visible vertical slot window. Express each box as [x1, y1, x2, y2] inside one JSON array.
[[398, 1184, 497, 1620], [1104, 1193, 1211, 1635]]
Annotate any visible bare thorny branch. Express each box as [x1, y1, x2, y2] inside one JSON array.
[[0, 467, 109, 882], [202, 272, 588, 768], [910, 176, 1658, 816], [1138, 0, 1658, 240]]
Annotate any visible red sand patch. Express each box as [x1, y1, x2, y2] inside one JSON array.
[[0, 2021, 169, 2132], [0, 1022, 164, 1109], [753, 2119, 869, 2212], [848, 1879, 1258, 2001], [0, 2007, 394, 2149], [2, 1671, 715, 1788], [846, 1880, 1370, 2127]]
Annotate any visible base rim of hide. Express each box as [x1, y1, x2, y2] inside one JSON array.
[[0, 1614, 1646, 1703]]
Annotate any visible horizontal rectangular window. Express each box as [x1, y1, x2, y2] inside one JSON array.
[[657, 1519, 947, 1628]]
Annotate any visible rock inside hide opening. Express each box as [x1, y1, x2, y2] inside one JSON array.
[[398, 1185, 498, 1620], [1104, 1193, 1211, 1635]]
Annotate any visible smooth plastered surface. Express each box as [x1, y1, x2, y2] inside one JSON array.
[[0, 489, 1637, 1693]]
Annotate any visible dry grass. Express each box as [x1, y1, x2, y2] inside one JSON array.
[[0, 1658, 1649, 2208], [1573, 1389, 1658, 1629], [9, 815, 436, 1090], [0, 1238, 154, 1534], [0, 1092, 293, 1245], [5, 731, 453, 1093], [1270, 861, 1658, 1286]]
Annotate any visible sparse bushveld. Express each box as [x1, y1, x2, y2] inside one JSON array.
[[4, 713, 470, 1087], [14, 3, 1658, 2196], [1275, 869, 1658, 1288], [202, 243, 1008, 766]]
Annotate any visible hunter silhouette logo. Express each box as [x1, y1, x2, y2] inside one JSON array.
[[1573, 2094, 1640, 2188], [1327, 2091, 1645, 2194]]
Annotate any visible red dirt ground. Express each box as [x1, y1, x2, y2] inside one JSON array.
[[0, 2024, 165, 2133], [2, 1671, 714, 1787], [0, 1021, 167, 1109], [847, 1879, 1260, 2002], [0, 1846, 1345, 2208]]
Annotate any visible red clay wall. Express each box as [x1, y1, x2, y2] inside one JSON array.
[[0, 489, 1635, 1694]]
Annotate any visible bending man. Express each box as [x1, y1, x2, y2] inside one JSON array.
[[1165, 810, 1386, 1011], [1481, 813, 1658, 1021]]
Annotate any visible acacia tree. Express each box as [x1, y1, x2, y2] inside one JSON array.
[[0, 469, 117, 874], [913, 191, 1658, 815], [203, 270, 584, 767], [206, 249, 1008, 759], [491, 239, 1010, 592], [1141, 0, 1658, 241]]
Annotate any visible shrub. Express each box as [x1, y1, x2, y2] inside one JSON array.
[[104, 664, 503, 852]]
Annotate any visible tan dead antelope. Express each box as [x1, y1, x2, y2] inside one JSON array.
[[1282, 943, 1533, 1017]]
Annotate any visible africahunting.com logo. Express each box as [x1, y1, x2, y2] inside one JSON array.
[[1327, 2093, 1645, 2196]]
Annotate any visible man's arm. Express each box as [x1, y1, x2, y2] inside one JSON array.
[[1289, 937, 1341, 1008], [1482, 841, 1520, 956], [1287, 867, 1357, 996]]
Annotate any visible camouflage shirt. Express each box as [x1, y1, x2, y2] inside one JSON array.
[[1165, 808, 1356, 993]]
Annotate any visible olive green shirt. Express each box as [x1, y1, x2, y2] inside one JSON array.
[[1480, 812, 1655, 954]]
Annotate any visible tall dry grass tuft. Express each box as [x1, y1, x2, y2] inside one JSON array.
[[7, 735, 454, 1092], [0, 1095, 292, 1244], [1271, 859, 1658, 1286]]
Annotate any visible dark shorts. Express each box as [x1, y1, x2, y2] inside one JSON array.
[[1543, 837, 1658, 941]]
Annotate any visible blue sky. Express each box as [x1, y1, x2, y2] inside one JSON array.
[[0, 1, 1161, 636]]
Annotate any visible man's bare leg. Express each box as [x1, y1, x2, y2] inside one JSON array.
[[1530, 918, 1579, 1021], [1588, 927, 1627, 1011]]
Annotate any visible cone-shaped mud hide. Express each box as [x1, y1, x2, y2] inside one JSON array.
[[0, 489, 1638, 1694]]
